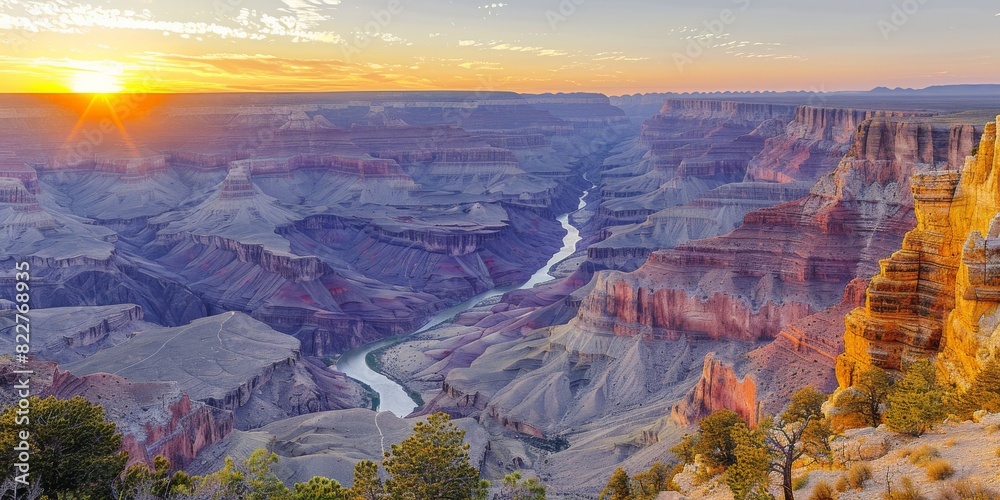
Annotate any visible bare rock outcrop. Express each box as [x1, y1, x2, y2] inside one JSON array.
[[0, 359, 233, 470], [838, 116, 1000, 388], [582, 116, 980, 348], [65, 312, 369, 429], [670, 353, 758, 427]]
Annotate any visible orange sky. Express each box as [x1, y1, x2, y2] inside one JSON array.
[[0, 1, 997, 94]]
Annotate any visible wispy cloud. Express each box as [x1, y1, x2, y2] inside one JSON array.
[[278, 0, 341, 23], [0, 1, 343, 44], [459, 60, 503, 70]]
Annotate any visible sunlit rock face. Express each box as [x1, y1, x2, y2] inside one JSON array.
[[586, 103, 900, 273], [670, 353, 758, 427], [838, 117, 1000, 388], [582, 116, 980, 349], [389, 111, 981, 495], [745, 107, 931, 184]]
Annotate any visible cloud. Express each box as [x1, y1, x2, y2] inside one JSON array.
[[278, 0, 342, 23], [459, 61, 503, 70], [0, 1, 343, 44]]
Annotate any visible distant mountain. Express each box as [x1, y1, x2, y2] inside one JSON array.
[[868, 84, 1000, 95]]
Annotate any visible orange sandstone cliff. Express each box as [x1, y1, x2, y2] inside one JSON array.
[[838, 116, 1000, 388]]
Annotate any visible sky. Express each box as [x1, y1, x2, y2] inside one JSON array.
[[0, 0, 997, 94]]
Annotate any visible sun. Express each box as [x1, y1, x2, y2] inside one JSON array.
[[69, 71, 123, 94]]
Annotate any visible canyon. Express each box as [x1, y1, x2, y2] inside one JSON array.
[[838, 114, 1000, 390], [0, 89, 998, 496], [375, 92, 996, 495]]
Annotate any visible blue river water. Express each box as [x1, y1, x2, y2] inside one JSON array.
[[336, 189, 589, 416]]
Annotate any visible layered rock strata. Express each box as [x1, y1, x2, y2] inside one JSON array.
[[66, 312, 369, 429], [838, 116, 1000, 387], [0, 359, 232, 470]]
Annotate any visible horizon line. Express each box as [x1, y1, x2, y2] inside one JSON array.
[[4, 83, 1000, 98]]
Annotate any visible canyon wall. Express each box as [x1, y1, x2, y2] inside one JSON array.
[[589, 105, 881, 272], [0, 359, 233, 470], [838, 116, 1000, 388], [414, 111, 981, 447]]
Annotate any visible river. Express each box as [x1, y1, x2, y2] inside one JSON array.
[[336, 188, 591, 417]]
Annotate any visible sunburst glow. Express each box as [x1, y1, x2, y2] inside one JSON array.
[[69, 71, 123, 94]]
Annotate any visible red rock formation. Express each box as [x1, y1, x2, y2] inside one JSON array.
[[0, 359, 233, 470], [670, 353, 758, 427], [646, 100, 798, 138], [746, 278, 867, 411], [578, 274, 814, 342], [577, 116, 980, 412]]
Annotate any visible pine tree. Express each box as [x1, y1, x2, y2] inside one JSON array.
[[693, 410, 743, 469], [0, 396, 128, 498], [499, 472, 546, 500], [350, 460, 385, 500], [118, 455, 192, 498], [244, 449, 293, 499], [724, 423, 772, 500], [630, 461, 671, 499], [953, 357, 1000, 418], [293, 476, 350, 500], [840, 366, 893, 427], [884, 360, 947, 436], [382, 412, 486, 499], [766, 387, 833, 500], [669, 434, 699, 464], [187, 448, 291, 499], [598, 468, 631, 500]]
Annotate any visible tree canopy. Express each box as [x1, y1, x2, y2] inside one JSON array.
[[884, 360, 948, 436], [382, 412, 487, 500], [0, 396, 128, 498]]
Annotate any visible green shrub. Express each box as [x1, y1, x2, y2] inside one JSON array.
[[885, 361, 948, 436]]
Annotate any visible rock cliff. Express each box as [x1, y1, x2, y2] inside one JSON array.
[[670, 353, 758, 427], [66, 312, 370, 429], [584, 117, 979, 348], [381, 109, 983, 496], [0, 358, 233, 470], [838, 116, 1000, 388]]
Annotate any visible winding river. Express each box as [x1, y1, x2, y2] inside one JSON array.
[[336, 188, 591, 417]]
